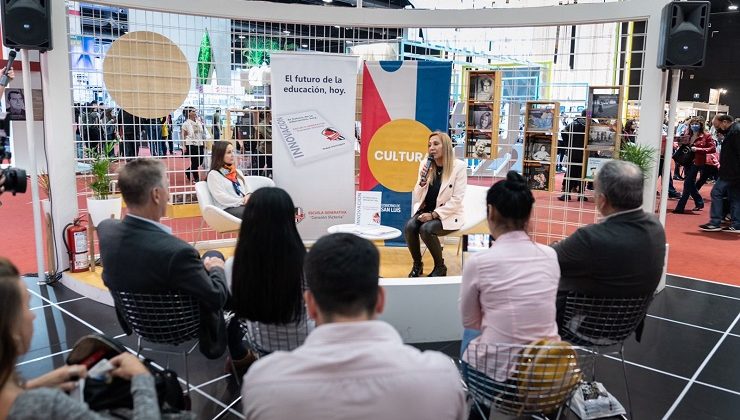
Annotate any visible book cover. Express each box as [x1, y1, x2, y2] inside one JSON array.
[[275, 110, 350, 166], [525, 134, 552, 162], [524, 163, 551, 191]]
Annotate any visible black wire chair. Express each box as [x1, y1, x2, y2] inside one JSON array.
[[110, 290, 201, 399], [558, 293, 654, 420], [462, 342, 588, 420]]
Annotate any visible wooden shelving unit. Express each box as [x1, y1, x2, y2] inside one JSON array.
[[464, 70, 502, 160], [584, 86, 623, 179], [522, 101, 559, 191]]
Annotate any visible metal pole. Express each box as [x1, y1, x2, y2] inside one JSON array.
[[659, 69, 681, 226], [20, 49, 46, 282]]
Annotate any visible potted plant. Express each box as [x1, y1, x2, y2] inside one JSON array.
[[619, 142, 656, 180], [86, 141, 121, 227]]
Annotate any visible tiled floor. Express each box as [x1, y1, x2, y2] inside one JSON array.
[[16, 274, 740, 420]]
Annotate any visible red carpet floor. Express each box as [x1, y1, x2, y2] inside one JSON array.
[[2, 161, 738, 285]]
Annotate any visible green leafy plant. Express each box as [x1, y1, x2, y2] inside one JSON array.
[[619, 142, 657, 180], [87, 141, 116, 199]]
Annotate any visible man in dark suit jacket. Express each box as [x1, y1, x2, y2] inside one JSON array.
[[552, 160, 666, 322], [98, 158, 229, 358]]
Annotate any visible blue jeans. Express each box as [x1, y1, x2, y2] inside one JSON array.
[[460, 328, 482, 357], [676, 164, 704, 211], [709, 178, 740, 228]]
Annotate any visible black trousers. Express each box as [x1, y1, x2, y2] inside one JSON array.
[[186, 145, 204, 182], [224, 206, 245, 219], [404, 216, 455, 267]]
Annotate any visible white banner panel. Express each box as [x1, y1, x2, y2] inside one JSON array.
[[272, 52, 358, 240]]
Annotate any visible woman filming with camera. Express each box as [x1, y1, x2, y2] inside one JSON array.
[[0, 257, 159, 419]]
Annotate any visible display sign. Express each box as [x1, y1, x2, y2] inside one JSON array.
[[355, 191, 382, 226], [272, 52, 358, 240], [359, 61, 452, 245]]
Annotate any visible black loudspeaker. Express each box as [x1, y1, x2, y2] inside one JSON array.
[[657, 1, 710, 69], [0, 0, 52, 51]]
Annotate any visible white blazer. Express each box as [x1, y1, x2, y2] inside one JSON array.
[[412, 158, 467, 230], [207, 169, 249, 210]]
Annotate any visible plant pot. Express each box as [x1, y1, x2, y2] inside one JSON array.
[[87, 197, 122, 227]]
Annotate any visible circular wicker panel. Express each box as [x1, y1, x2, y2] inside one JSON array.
[[103, 31, 191, 119]]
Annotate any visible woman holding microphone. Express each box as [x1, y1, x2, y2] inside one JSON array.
[[405, 131, 467, 277]]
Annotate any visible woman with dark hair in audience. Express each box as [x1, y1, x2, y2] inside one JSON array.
[[207, 141, 251, 218], [459, 171, 560, 382], [0, 257, 159, 419], [224, 187, 313, 372], [673, 117, 716, 214]]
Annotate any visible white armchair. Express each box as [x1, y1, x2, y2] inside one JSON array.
[[194, 181, 242, 245], [244, 175, 275, 192]]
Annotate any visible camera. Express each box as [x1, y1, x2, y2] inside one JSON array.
[[1, 167, 27, 195]]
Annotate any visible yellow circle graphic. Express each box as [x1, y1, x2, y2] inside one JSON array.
[[368, 119, 431, 193], [103, 31, 191, 119]]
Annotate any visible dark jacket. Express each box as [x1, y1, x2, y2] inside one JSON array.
[[97, 216, 229, 358], [719, 122, 740, 185], [552, 208, 666, 297]]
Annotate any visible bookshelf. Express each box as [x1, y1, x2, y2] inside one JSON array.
[[522, 101, 559, 191], [464, 70, 502, 160]]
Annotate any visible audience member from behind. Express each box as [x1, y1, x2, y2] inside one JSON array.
[[0, 257, 160, 419], [552, 160, 666, 320], [241, 233, 467, 420], [460, 171, 560, 381], [225, 187, 312, 374], [406, 131, 467, 277], [207, 141, 251, 218], [97, 159, 229, 358], [673, 117, 716, 214], [700, 114, 740, 233]]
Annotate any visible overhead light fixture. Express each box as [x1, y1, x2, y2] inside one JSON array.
[[346, 40, 353, 44], [283, 30, 291, 34], [301, 44, 308, 48], [729, 5, 738, 11], [323, 0, 333, 3], [238, 35, 245, 39]]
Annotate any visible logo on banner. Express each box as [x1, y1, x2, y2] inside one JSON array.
[[367, 119, 431, 192], [322, 127, 345, 141]]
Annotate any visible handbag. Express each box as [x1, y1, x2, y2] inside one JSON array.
[[672, 144, 694, 167], [67, 334, 186, 414]]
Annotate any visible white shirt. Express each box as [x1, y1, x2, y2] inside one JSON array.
[[206, 169, 248, 210], [242, 320, 467, 420], [181, 118, 204, 146]]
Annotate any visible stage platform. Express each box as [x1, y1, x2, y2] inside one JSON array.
[[61, 242, 469, 343]]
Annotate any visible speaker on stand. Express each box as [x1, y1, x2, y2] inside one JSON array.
[[657, 1, 710, 69]]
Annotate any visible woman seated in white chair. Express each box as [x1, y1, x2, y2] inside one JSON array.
[[207, 141, 251, 218], [405, 131, 467, 277], [459, 171, 560, 381], [224, 187, 313, 374]]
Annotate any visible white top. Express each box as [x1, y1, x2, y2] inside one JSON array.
[[241, 320, 467, 420], [206, 169, 249, 210], [181, 118, 204, 146], [327, 224, 402, 240]]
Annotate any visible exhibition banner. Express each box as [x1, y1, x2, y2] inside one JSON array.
[[272, 52, 358, 241], [359, 61, 452, 244]]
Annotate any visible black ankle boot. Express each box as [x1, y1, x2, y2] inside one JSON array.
[[428, 264, 447, 277], [408, 262, 423, 277]]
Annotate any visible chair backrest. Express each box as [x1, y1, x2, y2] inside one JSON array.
[[194, 181, 213, 213], [244, 175, 275, 192], [239, 316, 314, 355], [559, 293, 653, 346], [110, 290, 200, 345], [456, 184, 489, 235], [463, 342, 586, 417]]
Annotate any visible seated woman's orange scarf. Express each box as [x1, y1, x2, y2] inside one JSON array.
[[220, 163, 245, 197]]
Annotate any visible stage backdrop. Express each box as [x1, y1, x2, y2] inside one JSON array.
[[272, 52, 358, 240], [359, 61, 452, 244]]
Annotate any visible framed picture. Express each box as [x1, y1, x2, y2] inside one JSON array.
[[525, 134, 552, 162], [588, 125, 616, 148], [526, 105, 556, 131], [590, 93, 619, 119], [585, 157, 611, 179], [524, 163, 550, 191], [5, 88, 26, 121], [469, 74, 494, 102], [469, 104, 494, 130]]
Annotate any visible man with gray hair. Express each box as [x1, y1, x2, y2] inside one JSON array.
[[97, 158, 229, 358], [552, 160, 666, 320]]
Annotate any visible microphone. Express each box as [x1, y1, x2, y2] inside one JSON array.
[[420, 154, 434, 185], [0, 50, 16, 87]]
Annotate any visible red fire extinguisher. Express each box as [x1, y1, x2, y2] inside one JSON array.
[[63, 217, 89, 273]]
